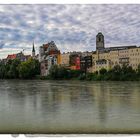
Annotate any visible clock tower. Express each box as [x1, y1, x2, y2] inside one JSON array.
[[96, 32, 104, 51]]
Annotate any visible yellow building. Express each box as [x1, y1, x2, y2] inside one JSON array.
[[60, 52, 70, 67], [57, 53, 61, 65], [92, 32, 140, 72]]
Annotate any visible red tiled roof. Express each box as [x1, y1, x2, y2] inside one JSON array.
[[7, 54, 16, 59]]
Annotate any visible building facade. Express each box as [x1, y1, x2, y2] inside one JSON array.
[[39, 41, 61, 76], [80, 55, 92, 73], [60, 52, 70, 67], [91, 32, 140, 72], [6, 52, 31, 62]]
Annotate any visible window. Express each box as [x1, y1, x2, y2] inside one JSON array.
[[99, 36, 101, 42]]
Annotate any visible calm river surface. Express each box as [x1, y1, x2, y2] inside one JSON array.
[[0, 80, 140, 133]]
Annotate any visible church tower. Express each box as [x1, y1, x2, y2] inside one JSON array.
[[32, 41, 35, 58], [96, 32, 104, 51]]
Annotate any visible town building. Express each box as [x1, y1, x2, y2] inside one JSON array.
[[60, 52, 70, 67], [69, 52, 81, 70], [80, 55, 92, 73], [39, 41, 61, 76], [60, 51, 93, 71], [91, 32, 140, 72], [6, 51, 31, 62], [60, 52, 82, 70]]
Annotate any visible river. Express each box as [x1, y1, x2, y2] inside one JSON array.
[[0, 80, 140, 134]]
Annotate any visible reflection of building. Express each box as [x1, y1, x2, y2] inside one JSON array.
[[92, 32, 140, 72], [39, 41, 61, 76]]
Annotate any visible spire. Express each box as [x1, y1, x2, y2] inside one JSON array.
[[32, 41, 35, 52], [32, 41, 35, 57]]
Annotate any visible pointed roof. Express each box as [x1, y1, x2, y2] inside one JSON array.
[[32, 41, 35, 52]]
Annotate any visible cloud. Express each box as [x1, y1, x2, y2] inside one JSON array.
[[0, 4, 140, 58], [0, 41, 4, 49]]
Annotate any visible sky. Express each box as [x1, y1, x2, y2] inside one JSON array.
[[0, 4, 140, 58]]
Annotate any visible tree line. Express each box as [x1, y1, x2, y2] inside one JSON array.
[[47, 64, 140, 81], [0, 58, 40, 79], [1, 59, 140, 81]]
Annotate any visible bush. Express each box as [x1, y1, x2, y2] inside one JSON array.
[[78, 74, 86, 80], [49, 65, 70, 79], [99, 68, 107, 75]]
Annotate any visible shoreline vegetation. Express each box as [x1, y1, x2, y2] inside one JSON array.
[[43, 64, 140, 81], [1, 59, 140, 81], [0, 58, 40, 79]]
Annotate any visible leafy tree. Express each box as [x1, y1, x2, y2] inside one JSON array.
[[8, 59, 21, 78], [49, 65, 82, 80], [99, 68, 107, 75], [18, 58, 40, 79], [0, 62, 6, 79], [137, 64, 140, 75], [49, 65, 69, 79]]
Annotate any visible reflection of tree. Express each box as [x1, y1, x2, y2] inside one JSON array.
[[70, 90, 79, 107], [40, 83, 62, 117], [97, 83, 107, 125], [7, 80, 27, 108], [69, 83, 95, 108], [98, 92, 107, 124], [108, 82, 133, 109]]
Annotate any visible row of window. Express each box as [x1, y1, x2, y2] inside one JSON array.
[[95, 63, 139, 70], [96, 66, 108, 69], [96, 62, 107, 65]]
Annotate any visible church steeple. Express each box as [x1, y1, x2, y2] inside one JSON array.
[[32, 41, 35, 58]]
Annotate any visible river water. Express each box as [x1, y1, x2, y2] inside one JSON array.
[[0, 80, 140, 134]]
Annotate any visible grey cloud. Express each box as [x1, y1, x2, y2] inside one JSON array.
[[1, 4, 140, 58]]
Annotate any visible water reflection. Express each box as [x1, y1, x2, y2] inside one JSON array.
[[0, 80, 140, 133]]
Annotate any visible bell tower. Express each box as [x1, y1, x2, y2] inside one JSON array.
[[96, 32, 104, 51]]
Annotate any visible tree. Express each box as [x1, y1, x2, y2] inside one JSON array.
[[99, 68, 107, 75], [49, 65, 69, 79], [137, 64, 140, 75], [0, 62, 6, 79], [18, 58, 40, 79], [8, 59, 21, 78]]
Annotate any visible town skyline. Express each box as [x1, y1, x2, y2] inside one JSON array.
[[0, 4, 140, 58]]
